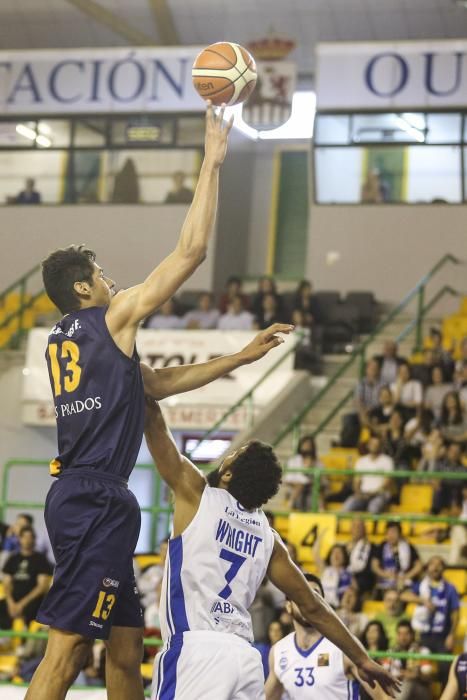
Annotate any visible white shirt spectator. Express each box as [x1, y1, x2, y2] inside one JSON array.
[[218, 310, 254, 330], [355, 453, 394, 493], [183, 308, 220, 329], [390, 379, 423, 406], [146, 314, 184, 330]]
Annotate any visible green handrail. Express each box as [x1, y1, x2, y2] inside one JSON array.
[[0, 264, 41, 303], [273, 253, 462, 450], [0, 263, 46, 350]]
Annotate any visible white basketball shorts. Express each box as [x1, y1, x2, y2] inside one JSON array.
[[151, 630, 265, 700]]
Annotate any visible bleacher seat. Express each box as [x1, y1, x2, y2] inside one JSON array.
[[444, 568, 467, 595], [362, 600, 384, 617], [345, 291, 378, 333], [400, 484, 433, 514]]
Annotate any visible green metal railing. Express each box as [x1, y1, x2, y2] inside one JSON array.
[[0, 264, 44, 350], [273, 254, 462, 452]]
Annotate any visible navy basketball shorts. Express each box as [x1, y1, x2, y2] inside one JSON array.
[[37, 469, 143, 640]]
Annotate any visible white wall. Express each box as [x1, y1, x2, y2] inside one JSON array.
[[307, 204, 467, 305], [0, 204, 215, 291]]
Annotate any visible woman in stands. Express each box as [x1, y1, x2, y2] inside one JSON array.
[[285, 435, 327, 510], [337, 586, 368, 638], [360, 621, 390, 700], [314, 541, 354, 608], [439, 391, 467, 446]]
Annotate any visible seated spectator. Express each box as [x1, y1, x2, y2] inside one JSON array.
[[15, 178, 41, 204], [218, 295, 254, 330], [360, 620, 389, 653], [438, 391, 467, 445], [337, 586, 368, 638], [383, 620, 433, 700], [285, 434, 326, 510], [254, 293, 284, 330], [367, 385, 396, 436], [402, 555, 459, 682], [183, 292, 220, 329], [374, 588, 408, 647], [218, 276, 249, 314], [374, 340, 407, 385], [0, 526, 52, 629], [289, 309, 320, 372], [343, 435, 394, 513], [251, 276, 282, 318], [456, 360, 467, 409], [164, 170, 194, 204], [381, 408, 412, 468], [429, 328, 455, 381], [404, 407, 436, 458], [425, 365, 454, 420], [412, 348, 437, 387], [390, 362, 423, 420], [1, 513, 52, 569], [346, 519, 375, 595], [340, 359, 383, 447], [425, 442, 466, 515], [371, 522, 423, 594], [314, 542, 353, 608], [144, 298, 184, 329]]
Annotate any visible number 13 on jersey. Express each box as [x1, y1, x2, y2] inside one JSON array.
[[48, 341, 82, 396]]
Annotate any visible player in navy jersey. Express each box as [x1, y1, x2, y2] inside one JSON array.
[[23, 102, 256, 700], [441, 654, 467, 699], [143, 399, 400, 700]]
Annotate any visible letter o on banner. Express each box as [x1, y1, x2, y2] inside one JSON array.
[[365, 52, 409, 97], [108, 55, 146, 102]]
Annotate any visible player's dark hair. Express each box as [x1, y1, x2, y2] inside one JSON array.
[[304, 572, 324, 598], [18, 513, 34, 525], [19, 526, 35, 539], [207, 441, 282, 510], [42, 244, 96, 314]]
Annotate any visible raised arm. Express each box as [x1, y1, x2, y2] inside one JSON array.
[[142, 324, 293, 399], [107, 103, 233, 336], [267, 534, 400, 697], [344, 658, 391, 700], [440, 657, 459, 700]]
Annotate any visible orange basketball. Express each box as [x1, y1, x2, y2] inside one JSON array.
[[192, 42, 257, 106]]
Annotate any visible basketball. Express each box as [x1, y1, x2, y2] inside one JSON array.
[[192, 42, 257, 106]]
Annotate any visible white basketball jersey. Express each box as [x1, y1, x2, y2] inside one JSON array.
[[273, 632, 360, 700], [159, 485, 275, 643]]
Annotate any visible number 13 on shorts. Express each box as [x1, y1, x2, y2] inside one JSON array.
[[92, 590, 116, 620]]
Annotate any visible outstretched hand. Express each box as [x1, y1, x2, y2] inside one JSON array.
[[358, 658, 402, 698], [204, 100, 234, 167], [239, 324, 294, 365]]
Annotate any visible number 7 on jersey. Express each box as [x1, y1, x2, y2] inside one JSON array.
[[218, 548, 246, 600]]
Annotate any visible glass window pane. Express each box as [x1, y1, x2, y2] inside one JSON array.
[[406, 145, 461, 203], [111, 117, 174, 146], [74, 118, 107, 147], [352, 113, 426, 143], [36, 120, 70, 148], [177, 117, 205, 146], [102, 149, 200, 204], [0, 151, 66, 204], [425, 113, 461, 144], [314, 115, 350, 145], [315, 147, 362, 203], [0, 121, 37, 147]]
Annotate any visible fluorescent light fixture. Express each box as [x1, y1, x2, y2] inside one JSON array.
[[37, 122, 51, 135], [401, 113, 425, 131], [225, 91, 316, 141], [16, 123, 36, 141], [36, 134, 51, 148], [395, 116, 425, 143]]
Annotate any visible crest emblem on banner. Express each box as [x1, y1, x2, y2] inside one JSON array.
[[243, 33, 297, 131]]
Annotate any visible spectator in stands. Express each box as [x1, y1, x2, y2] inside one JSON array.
[[291, 281, 325, 357], [426, 442, 466, 514], [371, 522, 423, 595], [337, 586, 368, 638], [15, 178, 41, 205], [438, 391, 467, 445], [384, 620, 433, 700], [412, 348, 438, 387], [183, 292, 220, 330], [429, 328, 455, 381], [341, 359, 383, 447], [0, 526, 52, 629], [289, 309, 320, 372], [144, 298, 184, 329], [1, 513, 51, 568], [346, 519, 375, 595], [403, 556, 459, 680], [314, 542, 353, 608], [164, 171, 194, 204], [285, 434, 324, 510], [361, 620, 389, 653], [251, 276, 282, 318], [456, 361, 467, 409], [367, 385, 396, 435], [250, 578, 281, 645], [111, 157, 139, 203], [343, 435, 394, 513], [390, 362, 423, 420], [218, 295, 254, 330], [425, 365, 454, 420], [374, 588, 408, 647], [374, 340, 406, 385], [381, 408, 412, 468], [218, 276, 249, 314], [404, 407, 436, 459], [254, 293, 284, 330]]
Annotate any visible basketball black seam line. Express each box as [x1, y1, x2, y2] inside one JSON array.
[[198, 47, 254, 79], [193, 63, 255, 98]]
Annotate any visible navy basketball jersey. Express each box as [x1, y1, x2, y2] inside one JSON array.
[[45, 305, 144, 479], [456, 654, 467, 698]]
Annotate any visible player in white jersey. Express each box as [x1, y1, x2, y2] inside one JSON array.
[[143, 375, 400, 700], [265, 574, 389, 700]]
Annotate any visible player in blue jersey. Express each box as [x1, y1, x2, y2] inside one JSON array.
[[143, 399, 400, 700], [441, 654, 467, 699], [23, 102, 273, 700]]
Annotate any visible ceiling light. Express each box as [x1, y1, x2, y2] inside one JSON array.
[[37, 122, 51, 135], [16, 123, 36, 141], [36, 134, 51, 148], [395, 116, 425, 143]]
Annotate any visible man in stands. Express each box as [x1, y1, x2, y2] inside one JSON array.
[[0, 526, 52, 628], [373, 589, 408, 648], [145, 298, 185, 330], [341, 359, 383, 446], [183, 292, 220, 329], [343, 435, 394, 513], [371, 521, 423, 596], [218, 276, 249, 314], [218, 295, 254, 330], [384, 620, 433, 700], [374, 341, 406, 385]]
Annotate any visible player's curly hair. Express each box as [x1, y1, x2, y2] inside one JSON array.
[[42, 244, 96, 314], [208, 441, 282, 510]]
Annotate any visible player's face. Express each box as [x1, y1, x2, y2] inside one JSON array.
[[287, 581, 322, 630], [90, 263, 115, 305]]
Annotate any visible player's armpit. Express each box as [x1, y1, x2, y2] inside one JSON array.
[[264, 648, 283, 700], [144, 397, 205, 499]]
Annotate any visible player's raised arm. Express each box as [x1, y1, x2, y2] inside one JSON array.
[[344, 658, 391, 700], [266, 534, 401, 698], [264, 647, 285, 700], [107, 103, 233, 335], [141, 324, 293, 399], [440, 657, 459, 700], [144, 397, 205, 501]]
